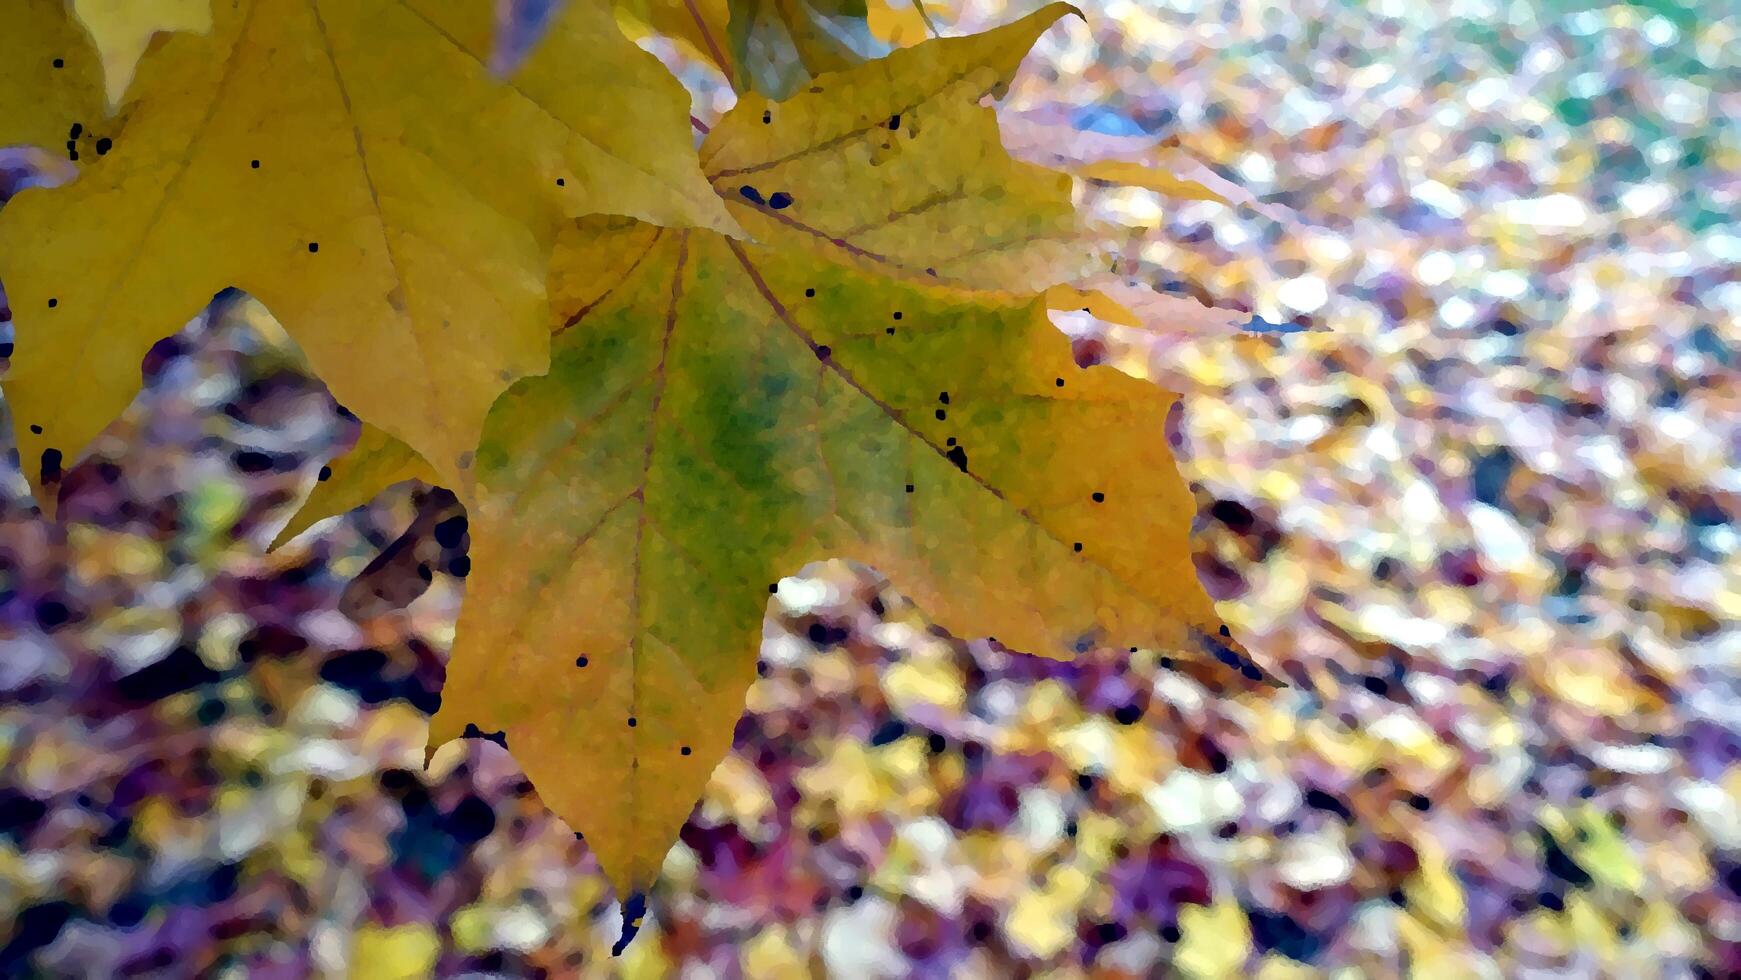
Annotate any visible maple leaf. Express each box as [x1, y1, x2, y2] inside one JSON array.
[[275, 0, 1086, 540], [0, 0, 738, 514], [413, 4, 1274, 922], [70, 0, 213, 107]]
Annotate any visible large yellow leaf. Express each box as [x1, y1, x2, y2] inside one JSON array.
[[0, 0, 739, 512], [71, 0, 213, 107], [426, 3, 1274, 919], [277, 0, 1084, 536]]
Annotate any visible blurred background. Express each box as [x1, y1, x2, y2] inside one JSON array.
[[1, 0, 1737, 975]]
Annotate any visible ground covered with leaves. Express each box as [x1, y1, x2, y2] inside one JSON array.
[[1, 0, 1737, 976]]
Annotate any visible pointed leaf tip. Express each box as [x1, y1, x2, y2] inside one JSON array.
[[612, 891, 647, 956]]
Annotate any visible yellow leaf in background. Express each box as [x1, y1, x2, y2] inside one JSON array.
[[1049, 275, 1251, 341], [1176, 898, 1250, 979], [71, 0, 212, 107], [428, 3, 1274, 911], [726, 0, 883, 98], [616, 0, 735, 77], [999, 104, 1293, 224], [865, 0, 934, 48], [1404, 833, 1466, 935], [1077, 157, 1237, 205], [349, 923, 439, 980], [0, 0, 738, 514]]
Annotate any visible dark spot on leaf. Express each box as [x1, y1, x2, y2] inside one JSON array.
[[69, 123, 82, 139], [53, 58, 65, 69], [935, 409, 946, 420], [555, 177, 565, 186], [1219, 624, 1231, 637], [893, 311, 903, 320], [768, 191, 793, 210], [1073, 542, 1083, 552], [905, 484, 914, 493], [805, 288, 815, 297], [95, 137, 111, 155], [308, 243, 319, 253], [762, 109, 771, 124], [1092, 492, 1104, 502], [317, 465, 332, 481], [946, 445, 968, 472], [938, 391, 949, 404], [680, 746, 691, 756], [925, 267, 937, 276], [250, 159, 260, 169], [885, 327, 895, 335], [39, 448, 62, 484], [815, 345, 830, 360], [46, 298, 57, 309], [575, 656, 588, 668], [627, 716, 636, 727], [738, 185, 765, 205], [29, 425, 42, 435], [1055, 377, 1065, 387], [888, 114, 901, 130]]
